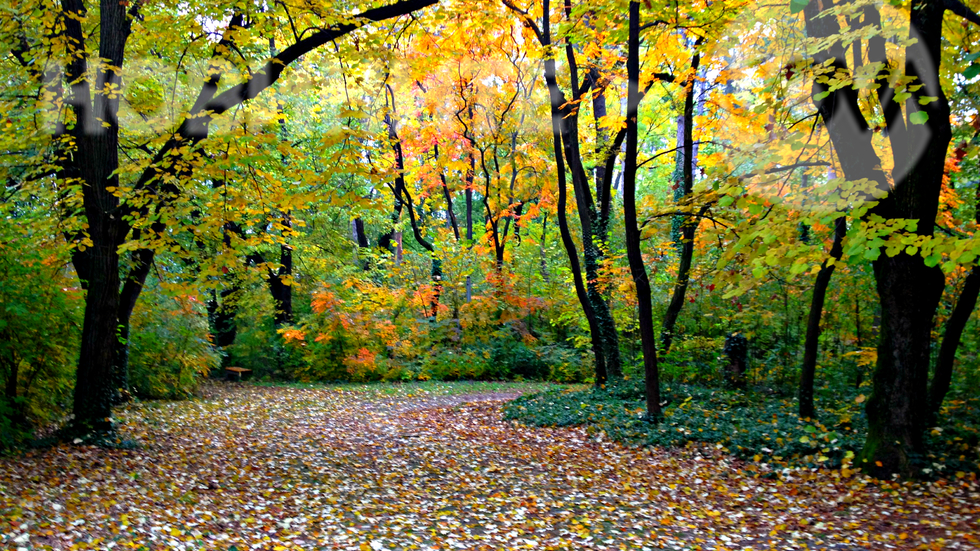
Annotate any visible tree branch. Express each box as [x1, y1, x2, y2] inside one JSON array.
[[945, 0, 980, 26]]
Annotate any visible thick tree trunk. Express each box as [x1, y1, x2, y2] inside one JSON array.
[[62, 0, 131, 435], [861, 0, 950, 477], [864, 256, 945, 472], [73, 244, 122, 433], [624, 0, 661, 418], [54, 0, 434, 434], [803, 0, 952, 476], [798, 217, 846, 419]]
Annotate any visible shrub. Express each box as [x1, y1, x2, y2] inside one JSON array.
[[0, 239, 79, 451], [129, 289, 220, 399], [659, 335, 725, 385]]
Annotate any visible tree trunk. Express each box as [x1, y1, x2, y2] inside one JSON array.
[[929, 180, 980, 419], [623, 0, 661, 418], [386, 91, 441, 317], [56, 0, 435, 435], [798, 216, 846, 419], [63, 0, 131, 435], [540, 0, 608, 384], [929, 266, 980, 420], [352, 217, 370, 270], [660, 52, 701, 353], [803, 0, 952, 477], [269, 241, 293, 326], [73, 244, 123, 433]]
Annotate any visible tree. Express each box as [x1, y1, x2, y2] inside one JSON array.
[[622, 0, 661, 418], [9, 0, 437, 435], [801, 0, 980, 475], [504, 0, 627, 383]]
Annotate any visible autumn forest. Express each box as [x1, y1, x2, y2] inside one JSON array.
[[1, 0, 979, 548]]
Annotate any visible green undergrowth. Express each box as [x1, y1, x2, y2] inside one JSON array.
[[503, 380, 980, 477]]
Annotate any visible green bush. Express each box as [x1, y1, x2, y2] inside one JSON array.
[[129, 288, 220, 399], [659, 335, 725, 385], [0, 240, 79, 451]]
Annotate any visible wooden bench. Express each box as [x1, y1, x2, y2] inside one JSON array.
[[225, 366, 252, 381]]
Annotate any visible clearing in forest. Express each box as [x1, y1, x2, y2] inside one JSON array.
[[0, 383, 977, 550]]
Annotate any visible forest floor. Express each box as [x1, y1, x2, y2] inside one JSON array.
[[0, 382, 978, 550]]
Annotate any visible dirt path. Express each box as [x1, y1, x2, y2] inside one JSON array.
[[0, 384, 976, 550]]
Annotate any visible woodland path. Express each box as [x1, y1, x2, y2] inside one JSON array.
[[0, 383, 977, 550]]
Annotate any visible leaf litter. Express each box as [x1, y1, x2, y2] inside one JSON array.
[[0, 383, 977, 550]]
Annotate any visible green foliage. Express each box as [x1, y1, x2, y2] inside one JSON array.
[[0, 236, 79, 450], [506, 382, 874, 470], [507, 377, 980, 477], [922, 398, 980, 476], [129, 288, 220, 400], [224, 286, 305, 380], [0, 397, 30, 452], [659, 336, 725, 384]]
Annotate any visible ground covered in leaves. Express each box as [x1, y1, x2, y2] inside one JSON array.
[[1, 382, 978, 550]]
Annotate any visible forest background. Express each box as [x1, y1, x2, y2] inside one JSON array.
[[1, 0, 978, 479]]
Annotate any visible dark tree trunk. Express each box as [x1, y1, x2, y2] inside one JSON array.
[[207, 287, 240, 348], [433, 143, 460, 241], [465, 151, 475, 302], [74, 244, 123, 433], [929, 266, 980, 420], [660, 51, 702, 353], [352, 217, 370, 270], [385, 91, 441, 317], [623, 1, 661, 418], [269, 239, 293, 326], [63, 0, 131, 434], [516, 0, 627, 382], [929, 181, 980, 419], [539, 0, 608, 384], [56, 0, 435, 435], [798, 216, 846, 419], [724, 333, 748, 389], [539, 212, 550, 284], [803, 0, 953, 476]]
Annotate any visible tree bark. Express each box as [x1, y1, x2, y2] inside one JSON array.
[[928, 181, 980, 420], [506, 0, 629, 381], [385, 90, 442, 317], [538, 0, 608, 384]]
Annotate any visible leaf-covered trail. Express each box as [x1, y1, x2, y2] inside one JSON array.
[[1, 384, 977, 550]]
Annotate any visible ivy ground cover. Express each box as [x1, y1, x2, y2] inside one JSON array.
[[1, 383, 978, 550]]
